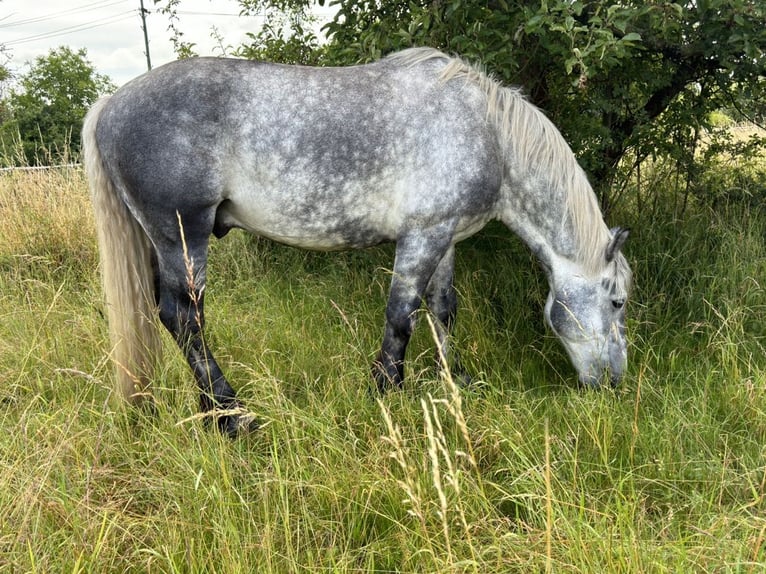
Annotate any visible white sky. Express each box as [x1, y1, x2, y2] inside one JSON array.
[[1, 0, 336, 87]]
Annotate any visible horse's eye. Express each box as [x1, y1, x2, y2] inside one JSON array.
[[612, 299, 625, 310]]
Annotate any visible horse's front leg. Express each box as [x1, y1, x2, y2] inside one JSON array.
[[373, 229, 453, 393]]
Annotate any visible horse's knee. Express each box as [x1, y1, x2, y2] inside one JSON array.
[[385, 301, 417, 340]]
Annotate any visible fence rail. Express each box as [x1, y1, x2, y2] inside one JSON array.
[[0, 163, 81, 173]]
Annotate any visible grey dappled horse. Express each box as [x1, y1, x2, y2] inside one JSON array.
[[82, 48, 632, 436]]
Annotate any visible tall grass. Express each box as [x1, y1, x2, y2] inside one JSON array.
[[1, 162, 764, 572]]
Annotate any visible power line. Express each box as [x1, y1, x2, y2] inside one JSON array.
[[0, 0, 127, 29], [3, 10, 137, 46], [176, 11, 245, 18]]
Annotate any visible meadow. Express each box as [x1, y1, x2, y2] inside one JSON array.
[[0, 156, 764, 572]]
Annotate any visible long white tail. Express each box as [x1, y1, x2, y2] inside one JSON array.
[[82, 97, 162, 405]]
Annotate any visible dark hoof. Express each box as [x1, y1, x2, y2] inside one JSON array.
[[202, 399, 259, 438], [577, 373, 619, 390], [374, 378, 404, 395], [217, 410, 259, 438], [454, 372, 474, 388], [371, 362, 404, 395]]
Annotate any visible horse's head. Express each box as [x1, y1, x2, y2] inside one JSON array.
[[543, 227, 631, 387]]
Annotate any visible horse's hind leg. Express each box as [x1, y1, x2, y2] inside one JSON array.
[[154, 226, 252, 436], [424, 246, 470, 384]]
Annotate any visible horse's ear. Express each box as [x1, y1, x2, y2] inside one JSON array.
[[605, 227, 630, 263]]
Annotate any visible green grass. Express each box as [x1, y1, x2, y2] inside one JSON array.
[[1, 167, 765, 572]]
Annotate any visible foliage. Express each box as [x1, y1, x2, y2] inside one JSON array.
[[611, 124, 766, 221], [689, 128, 766, 208], [1, 160, 765, 571], [0, 47, 114, 166], [0, 62, 11, 125], [233, 10, 326, 65]]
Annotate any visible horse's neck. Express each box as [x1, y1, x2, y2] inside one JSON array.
[[498, 177, 578, 269]]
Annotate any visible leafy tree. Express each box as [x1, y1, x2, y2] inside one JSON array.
[[0, 48, 14, 146], [2, 46, 114, 165]]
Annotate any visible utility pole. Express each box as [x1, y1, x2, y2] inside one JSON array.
[[139, 0, 152, 71]]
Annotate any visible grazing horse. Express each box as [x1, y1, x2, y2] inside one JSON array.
[[82, 48, 632, 436]]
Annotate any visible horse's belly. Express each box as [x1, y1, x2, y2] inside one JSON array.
[[217, 187, 400, 250]]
